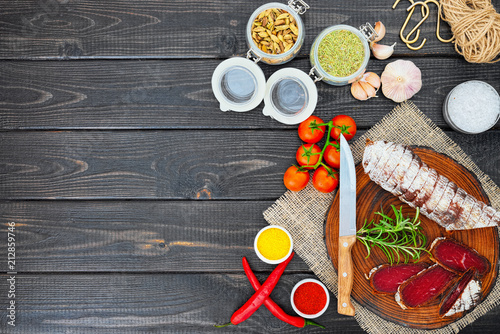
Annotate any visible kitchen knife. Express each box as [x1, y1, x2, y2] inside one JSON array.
[[338, 134, 356, 316]]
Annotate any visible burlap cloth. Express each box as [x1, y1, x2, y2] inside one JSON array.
[[263, 101, 500, 333]]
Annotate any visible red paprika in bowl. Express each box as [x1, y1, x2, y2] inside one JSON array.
[[291, 279, 330, 319]]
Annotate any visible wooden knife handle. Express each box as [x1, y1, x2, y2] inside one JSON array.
[[338, 234, 356, 316]]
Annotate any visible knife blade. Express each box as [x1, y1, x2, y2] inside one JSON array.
[[338, 134, 356, 316]]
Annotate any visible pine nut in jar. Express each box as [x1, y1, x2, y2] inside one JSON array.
[[246, 1, 308, 65]]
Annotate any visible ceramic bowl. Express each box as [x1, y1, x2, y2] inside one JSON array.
[[290, 278, 330, 319], [254, 225, 293, 264]]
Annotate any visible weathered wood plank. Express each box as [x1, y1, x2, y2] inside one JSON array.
[[0, 130, 291, 199], [0, 273, 498, 333], [1, 130, 498, 199], [0, 58, 499, 130], [0, 0, 468, 59], [0, 273, 358, 333], [0, 200, 315, 273]]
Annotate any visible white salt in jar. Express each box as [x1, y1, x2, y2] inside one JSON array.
[[443, 81, 500, 134]]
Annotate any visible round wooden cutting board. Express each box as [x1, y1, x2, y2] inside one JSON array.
[[325, 147, 499, 329]]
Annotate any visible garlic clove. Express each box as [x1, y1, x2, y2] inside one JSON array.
[[373, 21, 386, 42], [360, 81, 377, 98], [363, 72, 381, 89], [371, 42, 396, 60], [351, 81, 369, 101], [381, 59, 422, 103]]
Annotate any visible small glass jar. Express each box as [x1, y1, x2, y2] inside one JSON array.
[[246, 1, 309, 65], [309, 24, 375, 86], [443, 80, 500, 134]]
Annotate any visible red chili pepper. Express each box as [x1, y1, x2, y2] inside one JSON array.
[[215, 252, 294, 327], [242, 257, 325, 328]]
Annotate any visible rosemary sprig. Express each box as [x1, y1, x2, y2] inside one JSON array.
[[356, 205, 430, 265]]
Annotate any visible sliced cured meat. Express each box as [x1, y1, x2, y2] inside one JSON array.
[[495, 212, 500, 225], [412, 168, 438, 209], [395, 264, 456, 309], [376, 143, 406, 187], [462, 202, 486, 230], [477, 206, 499, 229], [400, 163, 429, 203], [449, 194, 476, 230], [363, 140, 388, 174], [430, 237, 491, 276], [422, 174, 449, 215], [429, 182, 458, 223], [367, 263, 429, 294], [439, 268, 482, 317], [362, 141, 500, 230], [386, 146, 414, 195], [369, 143, 397, 183], [440, 188, 467, 227], [398, 155, 421, 195]]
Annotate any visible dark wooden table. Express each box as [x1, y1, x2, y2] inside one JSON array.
[[1, 0, 499, 332]]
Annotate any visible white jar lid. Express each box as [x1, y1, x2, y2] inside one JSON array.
[[212, 58, 318, 124], [263, 68, 318, 124], [211, 57, 266, 112]]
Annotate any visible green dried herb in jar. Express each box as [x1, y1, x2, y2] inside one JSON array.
[[317, 30, 365, 78]]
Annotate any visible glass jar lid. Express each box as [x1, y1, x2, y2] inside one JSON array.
[[211, 57, 267, 112], [263, 67, 317, 124]]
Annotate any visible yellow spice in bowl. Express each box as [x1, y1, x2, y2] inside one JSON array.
[[257, 227, 291, 260]]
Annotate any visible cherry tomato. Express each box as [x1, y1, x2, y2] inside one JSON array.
[[283, 165, 310, 192], [312, 166, 339, 193], [324, 141, 341, 169], [330, 115, 357, 141], [298, 115, 326, 144], [296, 144, 321, 169]]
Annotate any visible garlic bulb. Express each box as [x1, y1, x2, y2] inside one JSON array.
[[373, 21, 386, 42], [371, 42, 396, 60], [351, 72, 381, 101], [381, 60, 422, 103]]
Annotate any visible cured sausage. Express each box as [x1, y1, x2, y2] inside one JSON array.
[[362, 140, 500, 230]]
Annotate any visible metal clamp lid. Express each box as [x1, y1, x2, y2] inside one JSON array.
[[287, 0, 310, 14], [308, 66, 323, 83], [246, 50, 262, 64], [359, 22, 377, 43]]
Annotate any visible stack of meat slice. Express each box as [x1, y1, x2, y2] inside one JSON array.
[[362, 140, 500, 230], [367, 238, 489, 317]]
